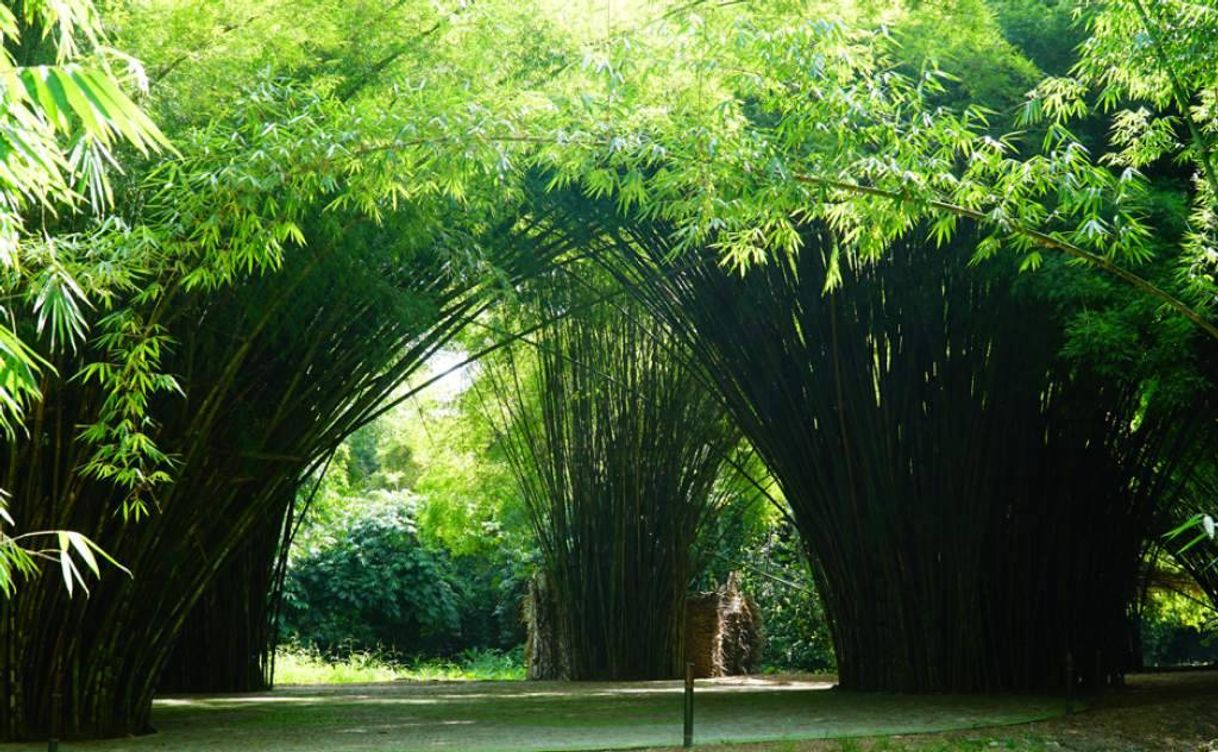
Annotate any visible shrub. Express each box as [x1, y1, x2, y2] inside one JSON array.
[[280, 503, 461, 658], [736, 526, 837, 674]]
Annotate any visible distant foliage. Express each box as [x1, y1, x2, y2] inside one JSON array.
[[1140, 585, 1218, 668], [989, 0, 1082, 75], [443, 553, 530, 654], [275, 645, 525, 685], [281, 370, 533, 661], [697, 511, 836, 674], [738, 529, 837, 674], [282, 462, 528, 660], [281, 502, 461, 658]]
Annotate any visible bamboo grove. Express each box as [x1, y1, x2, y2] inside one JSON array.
[[0, 203, 551, 737], [516, 186, 1216, 692], [2, 0, 558, 738], [487, 280, 740, 680], [4, 0, 1218, 743]]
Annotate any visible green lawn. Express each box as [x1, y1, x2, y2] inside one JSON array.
[[17, 677, 1066, 752]]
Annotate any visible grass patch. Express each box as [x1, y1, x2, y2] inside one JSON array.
[[274, 646, 525, 685]]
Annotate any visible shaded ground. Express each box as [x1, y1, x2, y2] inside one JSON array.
[[635, 672, 1218, 752], [7, 671, 1214, 752], [9, 675, 1064, 752]]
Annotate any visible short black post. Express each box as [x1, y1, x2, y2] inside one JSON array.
[[683, 662, 694, 748], [1065, 652, 1075, 716], [48, 687, 61, 752]]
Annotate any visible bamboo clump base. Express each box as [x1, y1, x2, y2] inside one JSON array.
[[526, 572, 763, 680]]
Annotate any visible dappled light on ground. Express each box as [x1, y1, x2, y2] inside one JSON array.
[[19, 675, 1065, 752]]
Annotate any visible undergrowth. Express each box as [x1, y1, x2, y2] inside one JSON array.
[[274, 645, 525, 684]]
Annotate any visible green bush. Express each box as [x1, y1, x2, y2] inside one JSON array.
[[281, 494, 529, 660], [280, 503, 462, 658], [1140, 585, 1218, 668], [737, 526, 837, 674], [444, 553, 529, 653]]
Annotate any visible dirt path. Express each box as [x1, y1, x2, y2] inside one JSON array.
[[6, 675, 1062, 752], [6, 671, 1214, 752], [637, 671, 1218, 752]]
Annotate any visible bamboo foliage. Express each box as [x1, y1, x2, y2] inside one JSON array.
[[487, 281, 740, 680], [519, 187, 1208, 692]]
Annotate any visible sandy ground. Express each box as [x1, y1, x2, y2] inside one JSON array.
[[4, 671, 1213, 752]]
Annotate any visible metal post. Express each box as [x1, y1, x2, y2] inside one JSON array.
[[48, 688, 61, 752], [683, 662, 694, 748], [1065, 652, 1075, 716]]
